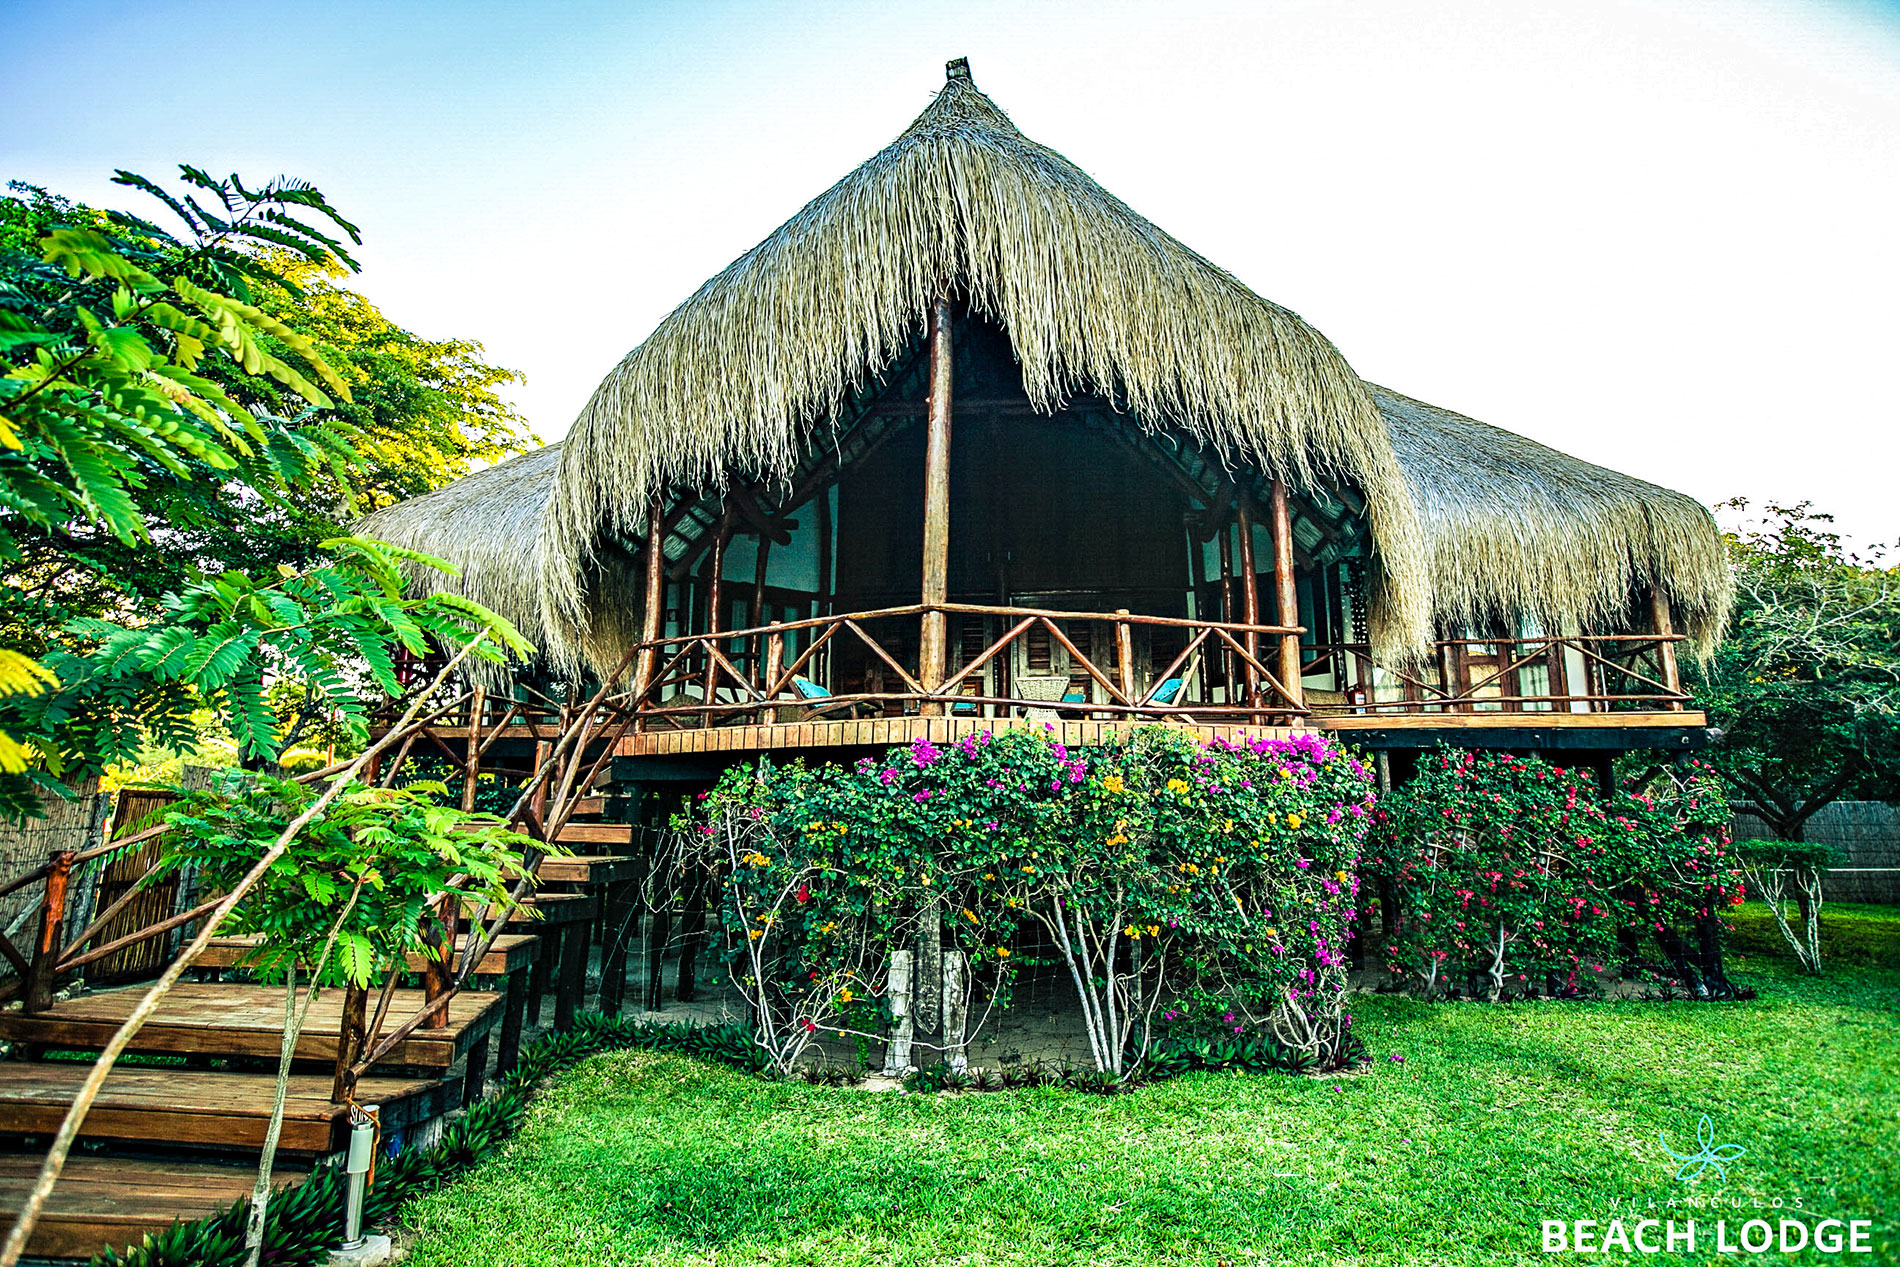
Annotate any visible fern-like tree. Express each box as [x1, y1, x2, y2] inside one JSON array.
[[155, 773, 535, 1266]]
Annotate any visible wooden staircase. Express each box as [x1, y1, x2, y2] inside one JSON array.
[[0, 766, 647, 1259]]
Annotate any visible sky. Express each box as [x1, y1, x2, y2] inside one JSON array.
[[6, 0, 1897, 551]]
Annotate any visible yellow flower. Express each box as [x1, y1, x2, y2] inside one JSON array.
[[1286, 813, 1304, 830], [1101, 774, 1126, 794], [1123, 924, 1141, 937], [997, 947, 1011, 958], [983, 873, 995, 881], [748, 929, 763, 940], [1147, 925, 1160, 936], [838, 987, 854, 1003], [1335, 870, 1350, 885], [1166, 778, 1190, 795], [963, 908, 978, 923]]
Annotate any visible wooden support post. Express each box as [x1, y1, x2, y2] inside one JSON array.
[[1114, 610, 1136, 701], [917, 295, 954, 716], [496, 963, 528, 1075], [1269, 479, 1304, 711], [1235, 503, 1262, 710], [24, 850, 75, 1014], [331, 980, 368, 1103], [1650, 587, 1684, 709], [527, 924, 553, 1027], [816, 484, 833, 619], [633, 497, 666, 729], [422, 893, 455, 1028], [748, 532, 772, 670], [600, 876, 632, 1016], [462, 1031, 491, 1104], [461, 684, 485, 812], [1217, 527, 1235, 700], [702, 517, 728, 726], [556, 909, 588, 1030], [530, 740, 551, 828]]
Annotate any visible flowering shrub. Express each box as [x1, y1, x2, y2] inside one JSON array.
[[1366, 750, 1745, 1000], [681, 725, 1375, 1078]]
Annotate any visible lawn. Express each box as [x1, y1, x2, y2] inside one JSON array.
[[402, 927, 1899, 1266]]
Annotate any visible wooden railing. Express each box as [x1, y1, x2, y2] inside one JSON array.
[[1300, 633, 1692, 715], [624, 602, 1310, 727]]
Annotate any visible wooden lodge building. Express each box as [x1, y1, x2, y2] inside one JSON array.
[[362, 59, 1730, 784]]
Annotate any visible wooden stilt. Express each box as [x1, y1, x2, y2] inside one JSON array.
[[1269, 479, 1305, 711], [23, 851, 74, 1014], [702, 517, 728, 725], [917, 295, 954, 716], [330, 980, 368, 1103]]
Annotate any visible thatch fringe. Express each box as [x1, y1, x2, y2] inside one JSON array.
[[541, 62, 1433, 668], [353, 446, 643, 682], [1375, 387, 1732, 660]]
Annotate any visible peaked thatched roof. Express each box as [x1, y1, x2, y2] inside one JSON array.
[[1375, 386, 1732, 658], [541, 59, 1433, 666]]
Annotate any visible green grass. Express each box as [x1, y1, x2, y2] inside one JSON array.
[[402, 961, 1899, 1266], [1728, 900, 1900, 969]]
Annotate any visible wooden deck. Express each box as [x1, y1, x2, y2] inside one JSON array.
[[0, 1155, 302, 1260], [0, 1062, 449, 1152], [0, 983, 500, 1071]]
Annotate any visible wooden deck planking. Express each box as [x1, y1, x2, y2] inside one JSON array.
[[0, 1155, 303, 1260], [196, 933, 539, 978], [0, 983, 499, 1069], [0, 1063, 448, 1152]]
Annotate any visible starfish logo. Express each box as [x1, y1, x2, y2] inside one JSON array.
[[1659, 1115, 1746, 1184]]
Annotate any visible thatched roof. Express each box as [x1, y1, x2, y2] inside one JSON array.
[[353, 445, 642, 677], [1375, 386, 1732, 658], [541, 59, 1432, 666], [357, 387, 1733, 669]]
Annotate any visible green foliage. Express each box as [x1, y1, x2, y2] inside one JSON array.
[[1692, 501, 1900, 840], [1366, 750, 1744, 1000], [151, 771, 536, 985], [2, 536, 532, 789], [687, 726, 1375, 1076], [0, 178, 533, 646]]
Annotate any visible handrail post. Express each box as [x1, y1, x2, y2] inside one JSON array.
[[1269, 479, 1304, 713], [1649, 587, 1684, 710], [1114, 610, 1135, 703], [917, 295, 954, 716], [24, 850, 75, 1013], [760, 624, 786, 725], [461, 683, 486, 813]]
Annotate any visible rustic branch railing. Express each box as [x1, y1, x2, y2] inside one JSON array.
[[1301, 633, 1693, 715], [622, 602, 1311, 727]]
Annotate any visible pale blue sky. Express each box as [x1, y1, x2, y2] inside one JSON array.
[[7, 0, 1898, 548]]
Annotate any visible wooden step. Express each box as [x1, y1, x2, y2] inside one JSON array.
[[0, 1154, 304, 1261], [0, 1062, 448, 1153], [0, 983, 499, 1070], [196, 933, 539, 978], [533, 854, 640, 885], [570, 795, 606, 816], [553, 822, 632, 845], [457, 892, 596, 929]]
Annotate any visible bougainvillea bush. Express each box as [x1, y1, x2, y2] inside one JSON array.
[[1365, 750, 1745, 1001], [679, 725, 1376, 1080]]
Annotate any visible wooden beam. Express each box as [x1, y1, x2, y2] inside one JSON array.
[[727, 483, 794, 547], [701, 517, 727, 723], [917, 296, 954, 715], [1270, 479, 1305, 710]]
